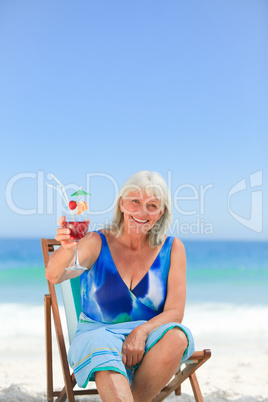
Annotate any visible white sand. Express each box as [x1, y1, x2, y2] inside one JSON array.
[[0, 335, 267, 401], [1, 303, 268, 401]]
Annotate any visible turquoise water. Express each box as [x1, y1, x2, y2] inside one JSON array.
[[0, 239, 48, 304], [0, 238, 267, 305], [184, 240, 268, 305]]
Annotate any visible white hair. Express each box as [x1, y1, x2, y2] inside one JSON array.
[[110, 170, 172, 247]]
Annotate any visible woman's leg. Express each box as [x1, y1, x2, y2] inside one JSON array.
[[95, 370, 134, 402], [131, 328, 188, 402]]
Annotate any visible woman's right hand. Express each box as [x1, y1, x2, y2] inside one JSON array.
[[55, 216, 76, 249]]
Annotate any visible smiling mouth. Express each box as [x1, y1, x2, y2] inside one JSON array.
[[131, 216, 149, 224]]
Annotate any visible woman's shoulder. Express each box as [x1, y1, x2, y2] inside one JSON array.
[[84, 228, 117, 245], [169, 236, 186, 255], [74, 231, 103, 269], [83, 230, 103, 250], [98, 228, 118, 241]]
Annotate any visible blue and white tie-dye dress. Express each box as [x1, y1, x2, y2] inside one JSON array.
[[67, 231, 194, 387]]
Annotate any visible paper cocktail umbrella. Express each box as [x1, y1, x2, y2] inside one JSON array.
[[71, 190, 91, 196]]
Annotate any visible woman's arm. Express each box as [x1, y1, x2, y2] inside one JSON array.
[[45, 217, 102, 284], [121, 237, 186, 367]]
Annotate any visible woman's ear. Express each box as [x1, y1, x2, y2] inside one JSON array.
[[119, 197, 124, 213], [158, 206, 166, 220]]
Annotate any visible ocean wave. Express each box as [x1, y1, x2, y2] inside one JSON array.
[[1, 302, 267, 340], [0, 303, 67, 340], [184, 302, 268, 337]]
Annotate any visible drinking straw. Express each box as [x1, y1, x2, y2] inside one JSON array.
[[46, 175, 76, 221]]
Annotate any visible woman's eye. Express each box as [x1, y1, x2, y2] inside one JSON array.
[[132, 199, 139, 204], [148, 204, 157, 209]]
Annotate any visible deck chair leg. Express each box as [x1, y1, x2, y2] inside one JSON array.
[[49, 284, 76, 402], [56, 373, 77, 402], [175, 385, 181, 396], [189, 372, 203, 402], [174, 369, 182, 395], [45, 295, 54, 402]]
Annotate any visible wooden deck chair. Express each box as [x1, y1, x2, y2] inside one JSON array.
[[41, 238, 211, 402]]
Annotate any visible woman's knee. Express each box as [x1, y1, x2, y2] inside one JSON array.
[[95, 370, 133, 402], [166, 327, 187, 343], [161, 328, 188, 360]]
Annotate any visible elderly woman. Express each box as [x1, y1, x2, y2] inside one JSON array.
[[46, 171, 194, 402]]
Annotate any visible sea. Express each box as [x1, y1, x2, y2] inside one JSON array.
[[0, 238, 267, 342]]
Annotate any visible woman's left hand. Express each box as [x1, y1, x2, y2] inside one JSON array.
[[122, 327, 147, 368]]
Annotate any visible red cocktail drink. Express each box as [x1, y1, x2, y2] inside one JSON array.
[[63, 221, 89, 241], [47, 174, 91, 270]]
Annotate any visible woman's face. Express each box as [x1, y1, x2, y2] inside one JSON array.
[[120, 190, 164, 235]]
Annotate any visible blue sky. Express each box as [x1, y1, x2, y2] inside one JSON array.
[[0, 0, 267, 240]]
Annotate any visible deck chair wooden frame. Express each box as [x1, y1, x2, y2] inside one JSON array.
[[41, 238, 211, 402]]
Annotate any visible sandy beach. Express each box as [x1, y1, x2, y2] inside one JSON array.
[[1, 303, 267, 401]]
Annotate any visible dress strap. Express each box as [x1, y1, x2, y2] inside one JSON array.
[[93, 230, 108, 246]]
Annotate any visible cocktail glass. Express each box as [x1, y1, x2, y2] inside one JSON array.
[[63, 214, 90, 270]]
